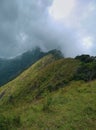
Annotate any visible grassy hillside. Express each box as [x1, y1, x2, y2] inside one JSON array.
[[0, 48, 63, 87], [0, 53, 96, 130], [0, 81, 96, 130], [0, 47, 46, 86], [0, 56, 80, 104]]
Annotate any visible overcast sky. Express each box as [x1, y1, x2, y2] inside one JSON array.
[[0, 0, 96, 58]]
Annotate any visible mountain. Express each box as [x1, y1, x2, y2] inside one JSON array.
[[0, 48, 63, 87], [0, 54, 79, 104], [0, 52, 96, 130]]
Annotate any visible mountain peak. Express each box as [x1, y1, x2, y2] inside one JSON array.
[[47, 49, 63, 59]]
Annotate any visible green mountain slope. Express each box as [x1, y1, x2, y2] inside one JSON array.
[[0, 56, 79, 104], [0, 48, 63, 87], [0, 47, 46, 86], [0, 53, 96, 130]]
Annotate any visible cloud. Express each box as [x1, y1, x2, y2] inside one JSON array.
[[0, 0, 56, 57], [0, 0, 96, 58]]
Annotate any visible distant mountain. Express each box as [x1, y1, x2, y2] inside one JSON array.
[[0, 52, 95, 130], [0, 47, 63, 86]]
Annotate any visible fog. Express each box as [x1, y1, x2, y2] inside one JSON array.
[[0, 0, 96, 58]]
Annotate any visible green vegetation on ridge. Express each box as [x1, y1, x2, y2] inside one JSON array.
[[0, 47, 46, 86], [75, 54, 96, 81], [0, 55, 79, 104], [0, 48, 63, 87], [0, 52, 96, 130]]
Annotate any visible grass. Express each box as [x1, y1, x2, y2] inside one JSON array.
[[0, 81, 96, 130], [0, 56, 80, 104], [0, 53, 96, 130]]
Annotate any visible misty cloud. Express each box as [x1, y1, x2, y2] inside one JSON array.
[[0, 0, 96, 58]]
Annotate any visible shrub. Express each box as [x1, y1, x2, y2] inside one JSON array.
[[0, 114, 10, 130], [42, 95, 52, 112], [0, 114, 21, 130]]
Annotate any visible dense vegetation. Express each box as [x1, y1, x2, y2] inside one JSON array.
[[75, 54, 96, 81], [0, 52, 96, 130]]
